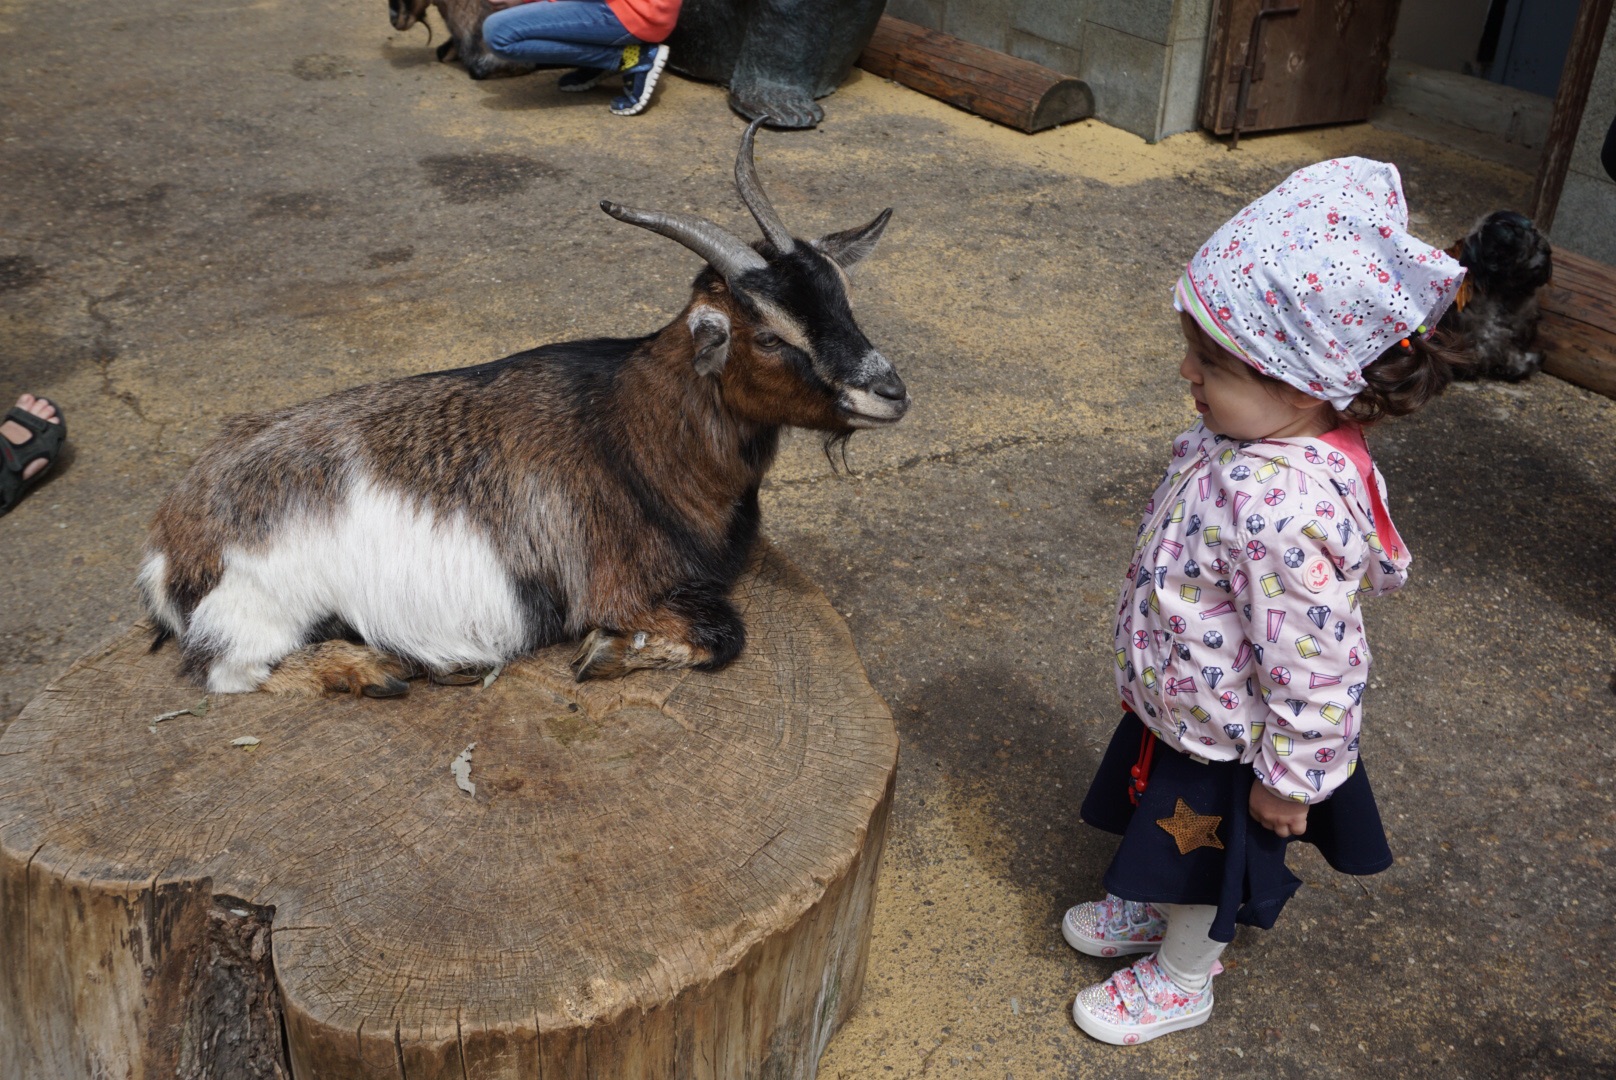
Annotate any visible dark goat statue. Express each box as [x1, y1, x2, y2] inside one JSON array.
[[139, 121, 909, 697]]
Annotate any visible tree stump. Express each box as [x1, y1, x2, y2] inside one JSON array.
[[0, 543, 897, 1079]]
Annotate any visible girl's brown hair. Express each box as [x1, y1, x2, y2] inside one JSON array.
[[1341, 326, 1471, 424]]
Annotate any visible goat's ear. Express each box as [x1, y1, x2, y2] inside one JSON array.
[[688, 306, 732, 376], [813, 208, 892, 269]]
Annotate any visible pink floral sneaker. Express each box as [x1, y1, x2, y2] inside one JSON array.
[[1061, 894, 1166, 957], [1071, 953, 1220, 1045]]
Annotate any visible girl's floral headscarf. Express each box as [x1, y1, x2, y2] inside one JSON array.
[[1174, 157, 1466, 410]]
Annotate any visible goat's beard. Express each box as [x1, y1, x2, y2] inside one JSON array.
[[822, 431, 856, 474]]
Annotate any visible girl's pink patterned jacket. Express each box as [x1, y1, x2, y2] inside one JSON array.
[[1113, 419, 1410, 803]]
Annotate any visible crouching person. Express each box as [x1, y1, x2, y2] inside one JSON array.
[[483, 0, 679, 115]]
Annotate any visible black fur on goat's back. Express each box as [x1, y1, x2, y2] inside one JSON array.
[[413, 335, 649, 389]]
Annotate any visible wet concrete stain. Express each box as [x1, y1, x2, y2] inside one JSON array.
[[420, 152, 560, 204], [0, 255, 45, 291], [93, 183, 171, 229], [365, 246, 415, 269]]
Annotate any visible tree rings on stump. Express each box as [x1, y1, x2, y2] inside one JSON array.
[[0, 543, 897, 1079]]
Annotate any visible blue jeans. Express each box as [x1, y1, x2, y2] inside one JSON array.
[[482, 1, 640, 70]]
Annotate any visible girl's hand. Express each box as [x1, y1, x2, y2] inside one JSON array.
[[1249, 782, 1309, 838]]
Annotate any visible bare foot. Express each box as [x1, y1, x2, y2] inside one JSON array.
[[2, 394, 60, 480]]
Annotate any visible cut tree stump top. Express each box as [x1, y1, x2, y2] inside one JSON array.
[[0, 543, 897, 1076]]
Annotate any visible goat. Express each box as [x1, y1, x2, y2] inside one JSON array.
[[1441, 210, 1553, 382], [388, 0, 531, 81], [138, 120, 909, 697]]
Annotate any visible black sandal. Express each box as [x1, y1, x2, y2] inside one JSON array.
[[1, 400, 67, 516]]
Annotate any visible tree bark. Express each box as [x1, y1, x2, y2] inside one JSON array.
[[0, 542, 897, 1079]]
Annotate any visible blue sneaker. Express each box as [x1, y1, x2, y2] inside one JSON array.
[[611, 44, 669, 116]]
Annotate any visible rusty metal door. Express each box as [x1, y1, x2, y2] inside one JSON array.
[[1200, 0, 1403, 142]]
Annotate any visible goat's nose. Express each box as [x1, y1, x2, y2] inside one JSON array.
[[868, 373, 907, 402]]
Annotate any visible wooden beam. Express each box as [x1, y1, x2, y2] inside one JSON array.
[[858, 16, 1093, 134], [1530, 0, 1615, 230], [1538, 248, 1616, 399]]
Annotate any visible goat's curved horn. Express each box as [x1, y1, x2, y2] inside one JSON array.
[[600, 201, 768, 280], [735, 118, 794, 252]]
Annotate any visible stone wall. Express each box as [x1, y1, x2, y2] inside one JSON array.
[[884, 0, 1212, 142], [1552, 9, 1616, 263]]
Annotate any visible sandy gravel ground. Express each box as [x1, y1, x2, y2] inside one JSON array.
[[2, 1, 1612, 1076]]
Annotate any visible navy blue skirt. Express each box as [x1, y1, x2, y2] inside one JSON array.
[[1081, 712, 1393, 942]]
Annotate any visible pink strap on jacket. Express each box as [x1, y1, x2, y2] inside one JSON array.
[[1318, 424, 1407, 561]]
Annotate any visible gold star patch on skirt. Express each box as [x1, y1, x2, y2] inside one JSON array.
[[1157, 798, 1224, 855]]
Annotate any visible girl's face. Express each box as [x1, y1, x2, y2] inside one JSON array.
[[1178, 314, 1335, 441]]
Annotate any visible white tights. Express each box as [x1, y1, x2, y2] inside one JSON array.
[[1155, 903, 1226, 992]]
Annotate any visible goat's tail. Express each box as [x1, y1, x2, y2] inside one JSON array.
[[136, 550, 187, 650]]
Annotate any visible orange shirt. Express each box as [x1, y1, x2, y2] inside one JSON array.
[[605, 0, 681, 43]]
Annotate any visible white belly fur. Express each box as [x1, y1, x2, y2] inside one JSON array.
[[187, 479, 527, 692]]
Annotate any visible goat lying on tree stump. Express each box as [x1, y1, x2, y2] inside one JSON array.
[[0, 545, 899, 1078], [139, 120, 909, 697]]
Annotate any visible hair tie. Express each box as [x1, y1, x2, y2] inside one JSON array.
[[1399, 323, 1430, 351]]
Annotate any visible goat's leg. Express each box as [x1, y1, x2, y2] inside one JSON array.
[[571, 594, 746, 681], [261, 641, 416, 698], [183, 580, 315, 694]]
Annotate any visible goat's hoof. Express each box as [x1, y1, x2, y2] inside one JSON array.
[[361, 675, 411, 698], [570, 630, 627, 682], [429, 667, 491, 686]]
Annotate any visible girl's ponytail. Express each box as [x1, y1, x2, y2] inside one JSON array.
[[1342, 327, 1471, 424]]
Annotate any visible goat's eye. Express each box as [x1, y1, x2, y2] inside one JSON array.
[[754, 331, 783, 349]]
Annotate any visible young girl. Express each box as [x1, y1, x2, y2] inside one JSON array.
[[1065, 158, 1467, 1045]]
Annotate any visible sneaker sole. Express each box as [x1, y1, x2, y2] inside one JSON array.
[[1061, 916, 1161, 958], [611, 47, 668, 116], [1071, 991, 1213, 1046]]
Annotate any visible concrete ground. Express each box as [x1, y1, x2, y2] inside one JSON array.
[[3, 2, 1613, 1077]]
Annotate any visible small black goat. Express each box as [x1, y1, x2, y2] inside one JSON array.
[[387, 0, 529, 80], [1441, 210, 1553, 381], [139, 121, 909, 696]]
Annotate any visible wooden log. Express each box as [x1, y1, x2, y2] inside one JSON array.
[[857, 16, 1093, 134], [0, 543, 897, 1079], [1537, 248, 1616, 400]]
